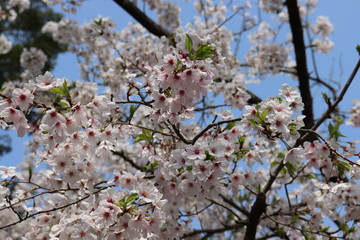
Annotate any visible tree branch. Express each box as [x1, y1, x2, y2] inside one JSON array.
[[113, 1, 262, 106], [181, 222, 247, 239], [243, 56, 360, 238], [244, 192, 267, 240], [112, 150, 144, 171], [0, 186, 112, 230], [286, 0, 314, 131], [308, 58, 360, 132], [220, 194, 250, 217], [113, 0, 172, 38]]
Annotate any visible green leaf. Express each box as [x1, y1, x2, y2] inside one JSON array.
[[205, 150, 215, 161], [340, 223, 348, 231], [62, 81, 70, 98], [291, 215, 300, 224], [273, 227, 287, 238], [260, 107, 270, 121], [280, 167, 287, 175], [238, 135, 245, 145], [285, 162, 297, 176], [357, 44, 360, 55], [50, 87, 65, 96], [225, 121, 237, 130], [321, 92, 330, 104], [302, 173, 315, 180], [328, 121, 346, 139], [191, 44, 215, 60], [335, 160, 351, 176], [144, 161, 159, 172], [134, 129, 153, 143], [57, 102, 70, 107], [126, 193, 139, 204], [271, 160, 280, 168], [185, 34, 193, 53], [320, 226, 330, 233], [247, 119, 258, 126], [288, 123, 297, 130], [28, 166, 33, 181], [129, 105, 137, 120]]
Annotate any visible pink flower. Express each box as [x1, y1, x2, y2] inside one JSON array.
[[42, 109, 66, 127], [0, 166, 16, 179], [1, 107, 29, 137], [12, 88, 34, 111]]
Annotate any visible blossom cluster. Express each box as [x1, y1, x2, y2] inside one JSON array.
[[348, 99, 360, 127], [0, 0, 360, 239]]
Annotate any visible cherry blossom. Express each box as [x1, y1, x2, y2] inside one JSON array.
[[0, 0, 359, 239]]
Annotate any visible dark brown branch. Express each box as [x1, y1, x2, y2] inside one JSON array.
[[113, 1, 262, 106], [246, 89, 262, 104], [286, 0, 314, 131], [220, 194, 250, 217], [113, 0, 172, 38], [243, 56, 360, 238], [308, 59, 360, 132], [280, 67, 338, 100], [115, 100, 154, 107], [300, 129, 360, 167], [170, 117, 244, 145], [190, 117, 243, 144], [181, 222, 247, 239], [244, 192, 267, 240], [206, 198, 243, 221], [264, 212, 342, 239], [193, 104, 229, 112], [112, 150, 144, 171]]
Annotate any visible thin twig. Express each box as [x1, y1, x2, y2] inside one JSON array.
[[264, 212, 343, 239], [181, 222, 247, 239], [112, 150, 144, 171], [299, 129, 360, 167], [206, 198, 243, 221], [210, 6, 243, 34], [307, 59, 360, 133], [220, 194, 250, 217], [0, 185, 113, 230]]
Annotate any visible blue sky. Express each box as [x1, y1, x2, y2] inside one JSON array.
[[1, 0, 360, 166]]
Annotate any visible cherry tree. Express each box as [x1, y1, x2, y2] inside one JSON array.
[[0, 0, 360, 239]]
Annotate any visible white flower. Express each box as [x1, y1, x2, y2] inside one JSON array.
[[0, 34, 12, 54], [0, 166, 16, 179], [20, 47, 47, 74], [6, 0, 30, 13], [0, 185, 10, 199], [313, 39, 334, 53], [284, 147, 304, 164], [311, 16, 333, 38], [12, 88, 34, 111]]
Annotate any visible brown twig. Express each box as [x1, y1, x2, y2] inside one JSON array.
[[181, 222, 248, 239], [0, 185, 113, 230], [112, 150, 144, 171], [308, 59, 360, 133]]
